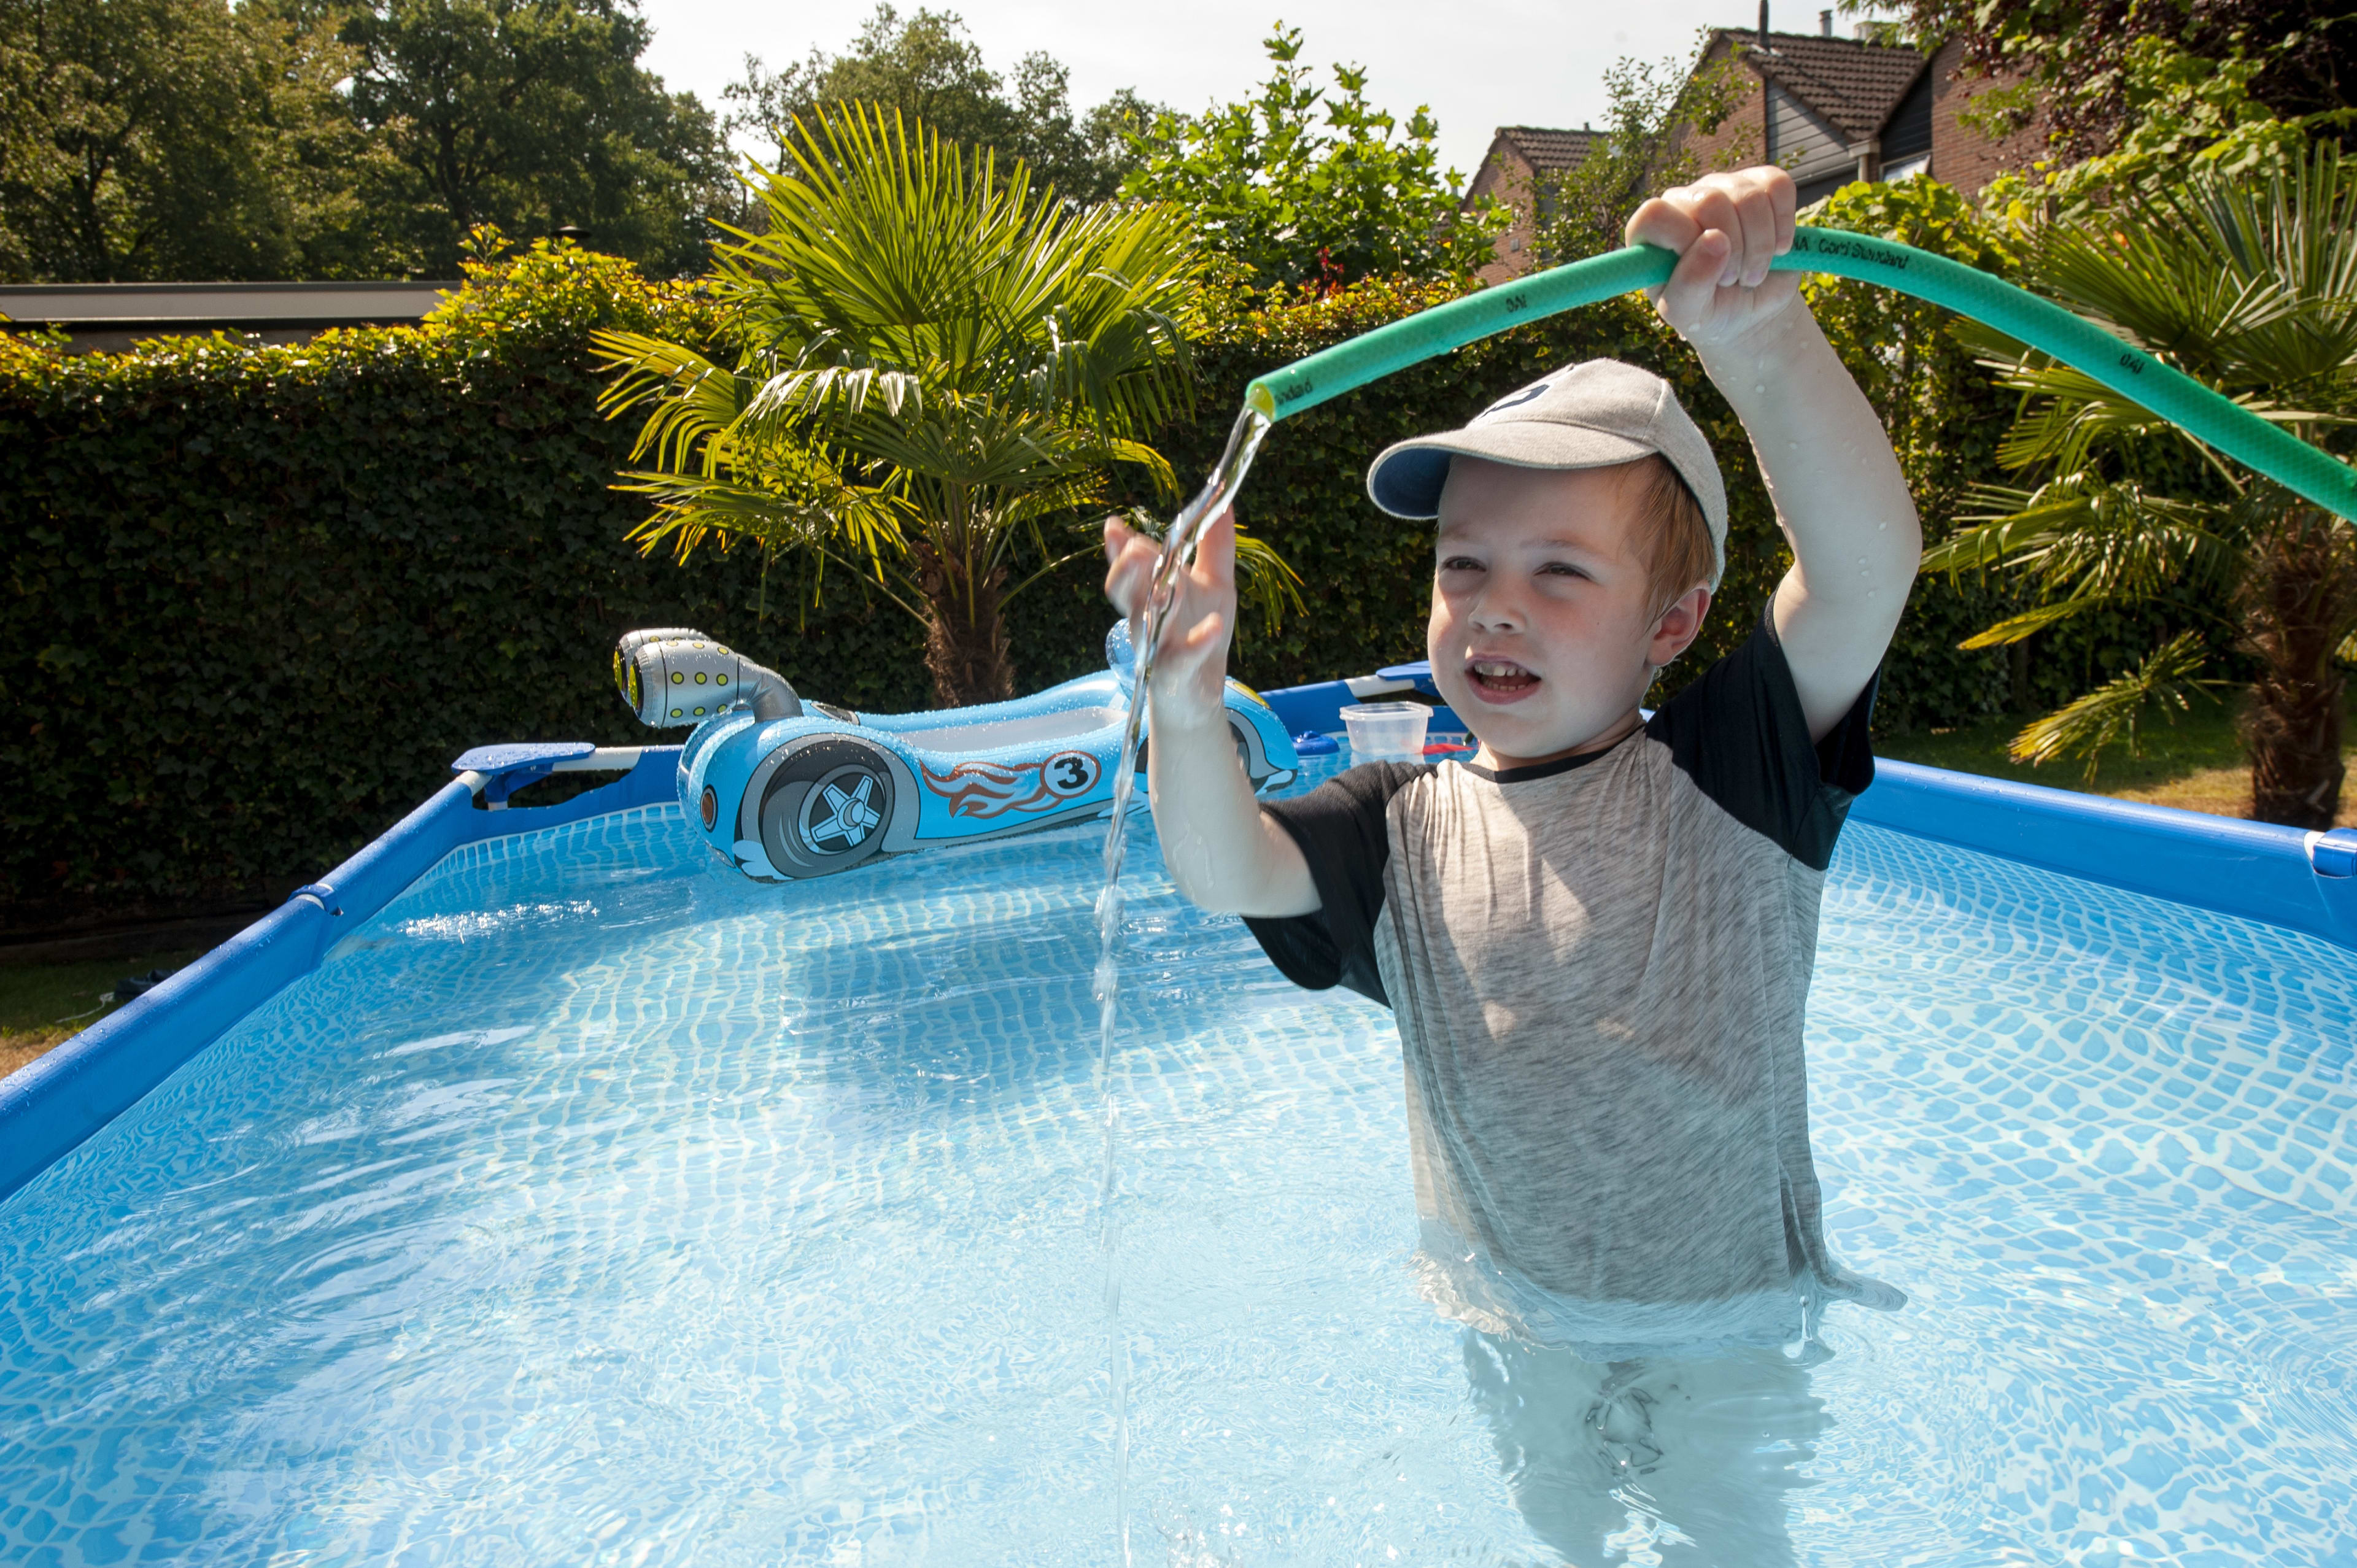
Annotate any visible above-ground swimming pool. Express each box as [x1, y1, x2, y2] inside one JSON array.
[[4, 746, 2356, 1567]]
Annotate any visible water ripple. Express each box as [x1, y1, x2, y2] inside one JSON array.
[[1, 790, 2352, 1564]]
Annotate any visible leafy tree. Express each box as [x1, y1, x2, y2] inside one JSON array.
[[1117, 25, 1506, 290], [598, 106, 1293, 707], [1885, 0, 2353, 159], [1528, 44, 1752, 264], [1979, 33, 2324, 222], [722, 6, 1159, 204], [0, 0, 389, 280], [1923, 141, 2357, 827], [340, 0, 730, 275]]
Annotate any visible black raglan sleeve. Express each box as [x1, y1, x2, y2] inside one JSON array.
[[1646, 602, 1878, 872], [1240, 762, 1432, 1008]]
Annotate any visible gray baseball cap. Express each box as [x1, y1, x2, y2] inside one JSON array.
[[1365, 358, 1728, 587]]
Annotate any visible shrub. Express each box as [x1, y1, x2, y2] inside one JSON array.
[[0, 238, 930, 919]]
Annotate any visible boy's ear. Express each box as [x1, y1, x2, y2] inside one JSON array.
[[1647, 586, 1713, 668]]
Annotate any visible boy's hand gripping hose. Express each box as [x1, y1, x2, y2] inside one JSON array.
[[1231, 228, 2357, 526]]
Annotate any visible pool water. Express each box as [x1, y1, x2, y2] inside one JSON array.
[[5, 758, 2355, 1566]]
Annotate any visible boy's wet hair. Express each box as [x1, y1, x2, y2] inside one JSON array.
[[1627, 455, 1717, 624]]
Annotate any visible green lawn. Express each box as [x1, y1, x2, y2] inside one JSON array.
[[0, 950, 203, 1081], [1878, 689, 2357, 825]]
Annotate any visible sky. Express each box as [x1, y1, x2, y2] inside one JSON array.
[[633, 0, 1843, 183]]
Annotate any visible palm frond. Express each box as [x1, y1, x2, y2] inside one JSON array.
[[598, 101, 1293, 693], [1921, 492, 2064, 577], [1957, 598, 2116, 647], [739, 365, 929, 435], [1233, 530, 1309, 634], [2013, 142, 2357, 406], [1112, 509, 1306, 637], [1927, 472, 2244, 606], [615, 442, 910, 568], [711, 105, 1202, 433], [1968, 338, 2340, 485], [1984, 357, 2200, 476], [594, 331, 755, 475], [2008, 631, 2224, 783]]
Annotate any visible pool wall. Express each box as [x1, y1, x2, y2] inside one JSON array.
[[4, 683, 2354, 1209], [0, 749, 679, 1204]]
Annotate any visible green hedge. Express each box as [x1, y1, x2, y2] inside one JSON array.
[[2, 203, 2202, 920], [1, 244, 936, 922]]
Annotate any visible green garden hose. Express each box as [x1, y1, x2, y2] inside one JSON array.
[[1242, 227, 2357, 523]]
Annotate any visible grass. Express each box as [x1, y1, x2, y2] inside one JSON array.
[[0, 951, 203, 1083], [1877, 689, 2357, 827]]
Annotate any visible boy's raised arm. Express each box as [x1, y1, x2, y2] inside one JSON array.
[[1625, 168, 1921, 741], [1103, 509, 1320, 919]]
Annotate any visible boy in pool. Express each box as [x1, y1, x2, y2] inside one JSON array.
[[1102, 166, 1916, 1362]]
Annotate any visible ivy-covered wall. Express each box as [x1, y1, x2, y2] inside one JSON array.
[[2, 196, 2197, 921]]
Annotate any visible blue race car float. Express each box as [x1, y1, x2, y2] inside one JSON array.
[[613, 625, 1300, 882]]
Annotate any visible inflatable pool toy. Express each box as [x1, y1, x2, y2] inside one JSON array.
[[613, 625, 1299, 882]]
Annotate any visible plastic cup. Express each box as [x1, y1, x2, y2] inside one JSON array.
[[1339, 702, 1431, 762]]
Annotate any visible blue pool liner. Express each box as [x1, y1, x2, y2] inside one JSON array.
[[4, 685, 2354, 1208]]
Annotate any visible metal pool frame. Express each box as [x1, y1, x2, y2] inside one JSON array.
[[4, 692, 2353, 1207]]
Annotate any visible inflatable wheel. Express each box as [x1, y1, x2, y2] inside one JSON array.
[[758, 738, 899, 878]]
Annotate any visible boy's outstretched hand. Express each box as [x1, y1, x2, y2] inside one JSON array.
[[1624, 166, 1801, 351], [1101, 504, 1317, 919], [1101, 506, 1240, 728]]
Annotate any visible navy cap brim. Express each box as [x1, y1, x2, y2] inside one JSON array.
[[1366, 427, 1660, 521], [1367, 447, 1454, 520]]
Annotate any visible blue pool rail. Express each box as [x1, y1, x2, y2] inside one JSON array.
[[0, 747, 679, 1205], [6, 701, 2357, 1208], [1855, 760, 2357, 952]]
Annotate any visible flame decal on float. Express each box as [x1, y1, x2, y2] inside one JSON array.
[[921, 758, 1060, 819]]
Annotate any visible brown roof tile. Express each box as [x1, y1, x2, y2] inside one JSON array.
[[1495, 126, 1603, 173], [1713, 28, 1929, 142]]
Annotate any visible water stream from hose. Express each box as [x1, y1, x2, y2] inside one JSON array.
[[1091, 404, 1272, 1563]]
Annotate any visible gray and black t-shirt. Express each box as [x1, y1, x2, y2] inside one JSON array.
[[1245, 611, 1904, 1356]]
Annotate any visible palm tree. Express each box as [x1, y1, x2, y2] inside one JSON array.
[[596, 104, 1294, 708], [1924, 142, 2357, 827]]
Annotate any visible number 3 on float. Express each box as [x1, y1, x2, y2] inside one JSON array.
[[1045, 751, 1101, 798]]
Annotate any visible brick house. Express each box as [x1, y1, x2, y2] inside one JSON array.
[[1470, 7, 2038, 280], [1462, 126, 1604, 280]]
